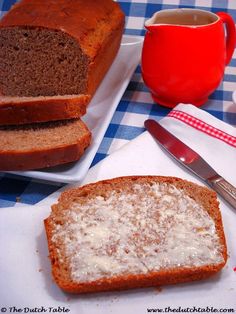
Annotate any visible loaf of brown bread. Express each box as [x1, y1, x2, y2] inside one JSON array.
[[0, 119, 91, 170], [0, 0, 124, 124], [44, 176, 227, 294]]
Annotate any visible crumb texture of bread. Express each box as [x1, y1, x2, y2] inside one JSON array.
[[44, 176, 227, 293], [0, 118, 91, 170]]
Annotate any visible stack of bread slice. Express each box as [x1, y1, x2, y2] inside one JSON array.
[[0, 0, 125, 171], [0, 95, 92, 171]]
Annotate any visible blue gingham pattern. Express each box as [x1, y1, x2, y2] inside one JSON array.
[[0, 0, 236, 207]]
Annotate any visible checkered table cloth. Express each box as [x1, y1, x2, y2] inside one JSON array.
[[0, 0, 236, 207]]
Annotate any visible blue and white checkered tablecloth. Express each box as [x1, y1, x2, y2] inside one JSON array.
[[0, 0, 236, 207]]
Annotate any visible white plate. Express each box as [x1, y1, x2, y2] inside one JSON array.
[[7, 35, 143, 183], [1, 124, 236, 312], [0, 178, 235, 312]]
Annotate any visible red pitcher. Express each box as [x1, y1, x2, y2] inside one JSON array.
[[141, 9, 236, 108]]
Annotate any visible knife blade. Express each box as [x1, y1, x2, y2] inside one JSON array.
[[145, 119, 236, 209]]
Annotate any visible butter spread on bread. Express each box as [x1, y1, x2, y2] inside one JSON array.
[[45, 176, 227, 293]]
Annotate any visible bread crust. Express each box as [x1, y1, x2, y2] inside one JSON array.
[[44, 176, 227, 294], [0, 95, 90, 125], [86, 10, 124, 97], [0, 119, 91, 170]]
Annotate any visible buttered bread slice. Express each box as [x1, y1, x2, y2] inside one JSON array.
[[44, 176, 227, 293]]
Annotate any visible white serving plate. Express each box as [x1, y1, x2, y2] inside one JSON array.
[[0, 157, 236, 314], [7, 35, 143, 183], [0, 131, 235, 312]]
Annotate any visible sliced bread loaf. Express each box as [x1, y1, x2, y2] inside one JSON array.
[[44, 176, 227, 293], [0, 95, 90, 125], [0, 0, 124, 98], [0, 0, 124, 125], [0, 118, 91, 170]]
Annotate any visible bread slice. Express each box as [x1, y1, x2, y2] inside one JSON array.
[[0, 119, 91, 171], [44, 176, 227, 294], [0, 95, 90, 125]]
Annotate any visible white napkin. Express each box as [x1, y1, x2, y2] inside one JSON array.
[[81, 103, 236, 187], [1, 104, 236, 312]]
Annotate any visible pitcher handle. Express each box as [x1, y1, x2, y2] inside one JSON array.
[[217, 12, 236, 65]]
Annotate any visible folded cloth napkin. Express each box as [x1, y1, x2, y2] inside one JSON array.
[[161, 103, 236, 186], [82, 103, 236, 188]]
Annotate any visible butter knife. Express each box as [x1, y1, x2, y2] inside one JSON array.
[[145, 119, 236, 209]]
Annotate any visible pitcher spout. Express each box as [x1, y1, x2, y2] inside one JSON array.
[[145, 13, 161, 32]]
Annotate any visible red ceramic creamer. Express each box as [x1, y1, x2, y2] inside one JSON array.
[[141, 9, 236, 107]]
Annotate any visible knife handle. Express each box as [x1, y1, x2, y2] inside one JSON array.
[[208, 176, 236, 209]]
